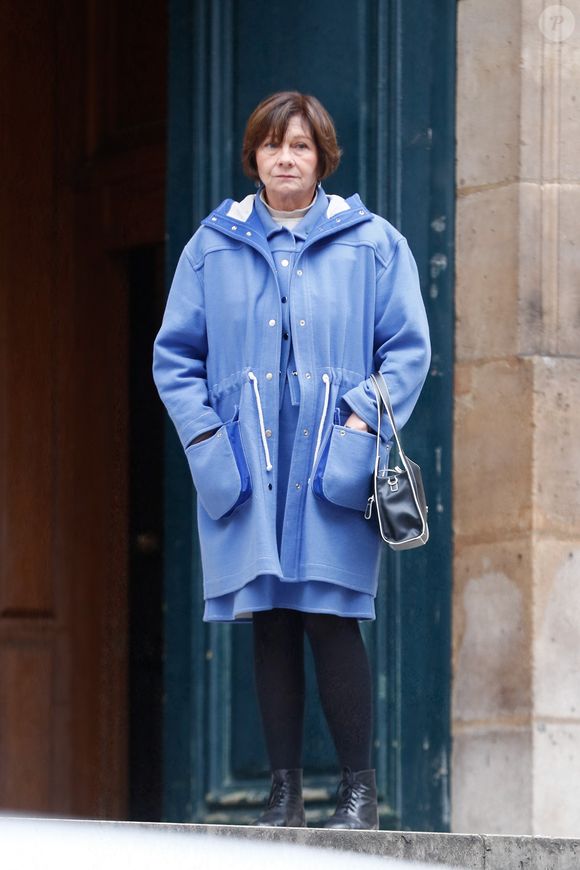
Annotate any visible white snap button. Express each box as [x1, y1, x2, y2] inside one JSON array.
[[299, 319, 306, 326], [268, 319, 276, 326], [359, 210, 365, 215], [211, 217, 217, 222], [292, 370, 298, 376], [336, 218, 341, 223], [266, 372, 273, 380], [265, 429, 272, 438], [246, 231, 252, 236], [303, 428, 309, 436], [296, 269, 303, 276], [216, 431, 222, 438], [339, 429, 346, 436], [231, 225, 237, 230], [281, 258, 289, 267], [304, 372, 311, 379], [295, 482, 302, 490]]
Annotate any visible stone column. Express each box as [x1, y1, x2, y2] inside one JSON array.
[[452, 0, 580, 835]]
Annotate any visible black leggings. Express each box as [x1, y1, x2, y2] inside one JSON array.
[[252, 608, 373, 771]]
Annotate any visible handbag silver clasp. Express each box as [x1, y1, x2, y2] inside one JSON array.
[[364, 495, 375, 519], [387, 475, 399, 492], [387, 466, 403, 492]]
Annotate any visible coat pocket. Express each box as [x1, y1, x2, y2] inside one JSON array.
[[185, 419, 252, 520], [312, 424, 378, 513]]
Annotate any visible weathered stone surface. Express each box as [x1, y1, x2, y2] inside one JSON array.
[[454, 0, 580, 840], [188, 824, 483, 867], [555, 19, 580, 184], [516, 181, 556, 356], [483, 833, 580, 870], [456, 0, 520, 188], [519, 3, 544, 183], [455, 186, 519, 362], [454, 358, 534, 542], [451, 728, 533, 834], [533, 357, 580, 536], [9, 816, 580, 868], [533, 722, 580, 837], [515, 188, 580, 359], [519, 2, 580, 185], [381, 831, 485, 868], [456, 183, 580, 360], [0, 817, 466, 870], [533, 541, 580, 720], [453, 540, 532, 722], [557, 186, 580, 355]]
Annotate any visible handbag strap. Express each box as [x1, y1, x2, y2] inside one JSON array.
[[369, 372, 429, 540], [369, 372, 408, 466]]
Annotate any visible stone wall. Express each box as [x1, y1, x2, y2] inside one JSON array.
[[452, 0, 580, 835]]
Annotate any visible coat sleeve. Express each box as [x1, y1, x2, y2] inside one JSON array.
[[340, 236, 431, 441], [152, 246, 223, 449]]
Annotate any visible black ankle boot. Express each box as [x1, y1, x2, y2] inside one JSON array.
[[323, 767, 379, 830], [252, 768, 306, 827]]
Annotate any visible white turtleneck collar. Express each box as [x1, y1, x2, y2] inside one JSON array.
[[259, 188, 318, 230]]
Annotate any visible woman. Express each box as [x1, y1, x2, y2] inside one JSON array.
[[153, 92, 431, 829]]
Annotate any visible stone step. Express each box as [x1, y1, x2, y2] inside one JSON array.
[[132, 822, 580, 869], [4, 817, 580, 869]]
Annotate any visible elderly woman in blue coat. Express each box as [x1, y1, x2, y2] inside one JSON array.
[[153, 91, 431, 829]]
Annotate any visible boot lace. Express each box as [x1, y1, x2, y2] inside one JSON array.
[[268, 778, 288, 809], [336, 768, 359, 813]]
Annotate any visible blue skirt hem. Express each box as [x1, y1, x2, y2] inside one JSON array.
[[203, 573, 376, 623]]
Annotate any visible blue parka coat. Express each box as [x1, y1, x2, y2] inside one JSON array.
[[153, 187, 431, 601]]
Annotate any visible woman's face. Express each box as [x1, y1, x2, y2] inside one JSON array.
[[255, 115, 319, 210]]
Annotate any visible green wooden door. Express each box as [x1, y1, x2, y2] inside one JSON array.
[[162, 0, 455, 830]]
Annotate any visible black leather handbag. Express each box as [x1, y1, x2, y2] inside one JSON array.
[[363, 372, 429, 550]]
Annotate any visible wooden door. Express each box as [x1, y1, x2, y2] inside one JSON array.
[[0, 0, 167, 818], [163, 0, 455, 830]]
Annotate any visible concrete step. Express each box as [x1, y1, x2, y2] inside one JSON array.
[[135, 822, 580, 868], [3, 817, 580, 869]]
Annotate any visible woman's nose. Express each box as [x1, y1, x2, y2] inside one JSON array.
[[277, 145, 294, 164]]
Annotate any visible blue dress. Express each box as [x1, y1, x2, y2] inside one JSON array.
[[203, 193, 376, 623]]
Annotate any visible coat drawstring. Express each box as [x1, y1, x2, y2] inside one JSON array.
[[311, 372, 331, 476], [248, 371, 273, 471]]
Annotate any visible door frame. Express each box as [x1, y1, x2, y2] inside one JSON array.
[[162, 0, 455, 831]]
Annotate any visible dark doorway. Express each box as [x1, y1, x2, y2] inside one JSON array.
[[127, 244, 166, 820]]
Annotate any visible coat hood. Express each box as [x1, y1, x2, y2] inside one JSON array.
[[222, 190, 355, 223], [201, 187, 375, 250]]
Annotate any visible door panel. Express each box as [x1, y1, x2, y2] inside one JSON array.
[[164, 0, 454, 830], [0, 0, 168, 817]]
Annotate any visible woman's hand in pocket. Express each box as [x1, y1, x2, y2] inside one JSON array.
[[192, 427, 219, 444], [344, 411, 369, 432]]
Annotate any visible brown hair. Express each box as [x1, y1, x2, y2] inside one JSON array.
[[241, 91, 342, 183]]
